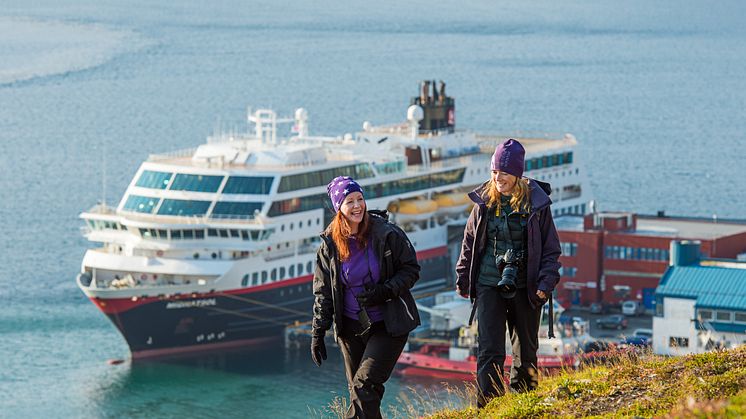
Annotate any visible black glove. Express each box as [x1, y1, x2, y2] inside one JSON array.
[[357, 284, 392, 307], [311, 335, 327, 367]]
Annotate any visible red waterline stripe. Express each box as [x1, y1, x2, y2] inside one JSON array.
[[90, 245, 448, 315], [131, 335, 281, 360]]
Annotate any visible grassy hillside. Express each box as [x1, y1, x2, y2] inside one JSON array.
[[430, 346, 746, 418]]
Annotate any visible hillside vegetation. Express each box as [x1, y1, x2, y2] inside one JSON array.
[[430, 346, 746, 418]]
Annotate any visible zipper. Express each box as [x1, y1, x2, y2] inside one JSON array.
[[399, 296, 415, 321]]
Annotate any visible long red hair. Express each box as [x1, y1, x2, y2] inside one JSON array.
[[330, 211, 370, 261]]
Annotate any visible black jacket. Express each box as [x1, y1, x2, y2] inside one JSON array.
[[312, 210, 421, 338]]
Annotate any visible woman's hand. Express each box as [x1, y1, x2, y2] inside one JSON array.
[[536, 290, 547, 300]]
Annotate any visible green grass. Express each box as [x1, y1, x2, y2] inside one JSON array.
[[428, 346, 746, 419]]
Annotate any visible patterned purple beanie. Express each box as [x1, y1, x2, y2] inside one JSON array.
[[491, 139, 525, 178], [326, 176, 364, 212]]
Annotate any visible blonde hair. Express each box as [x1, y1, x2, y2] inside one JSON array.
[[329, 211, 370, 262], [481, 176, 531, 215]]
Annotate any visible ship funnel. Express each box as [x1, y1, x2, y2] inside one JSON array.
[[410, 80, 455, 134]]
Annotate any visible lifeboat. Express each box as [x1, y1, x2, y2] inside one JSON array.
[[387, 198, 438, 222], [433, 192, 470, 216]]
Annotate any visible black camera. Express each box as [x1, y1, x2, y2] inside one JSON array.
[[355, 285, 373, 336], [496, 248, 518, 299]]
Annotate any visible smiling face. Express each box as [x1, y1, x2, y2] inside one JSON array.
[[492, 170, 517, 195], [339, 191, 366, 228]]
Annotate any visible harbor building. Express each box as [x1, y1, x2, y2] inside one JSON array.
[[653, 240, 746, 355], [553, 211, 746, 309]]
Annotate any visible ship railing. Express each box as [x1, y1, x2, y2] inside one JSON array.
[[119, 211, 266, 226], [84, 204, 118, 216], [84, 266, 220, 290], [148, 147, 199, 161]]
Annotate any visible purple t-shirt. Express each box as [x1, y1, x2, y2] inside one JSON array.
[[341, 238, 384, 323]]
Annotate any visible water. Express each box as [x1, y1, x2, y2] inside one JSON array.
[[1, 0, 745, 416]]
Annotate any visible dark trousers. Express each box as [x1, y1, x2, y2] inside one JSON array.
[[337, 316, 408, 419], [476, 283, 542, 407]]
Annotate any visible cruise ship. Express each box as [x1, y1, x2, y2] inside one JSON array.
[[77, 82, 591, 359]]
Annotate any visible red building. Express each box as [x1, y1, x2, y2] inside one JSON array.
[[554, 212, 746, 309]]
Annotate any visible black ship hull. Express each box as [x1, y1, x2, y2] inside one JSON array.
[[91, 247, 449, 359]]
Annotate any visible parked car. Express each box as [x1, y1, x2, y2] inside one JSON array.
[[581, 339, 616, 353], [595, 314, 628, 330], [622, 300, 645, 316], [633, 328, 653, 339], [589, 302, 611, 314], [620, 335, 651, 347]]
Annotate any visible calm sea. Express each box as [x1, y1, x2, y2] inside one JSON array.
[[1, 0, 745, 417]]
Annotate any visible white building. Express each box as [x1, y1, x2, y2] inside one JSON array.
[[653, 240, 746, 356]]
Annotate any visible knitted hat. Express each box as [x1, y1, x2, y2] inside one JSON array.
[[491, 139, 525, 178], [326, 176, 364, 212]]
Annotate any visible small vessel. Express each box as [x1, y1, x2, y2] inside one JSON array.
[[396, 292, 583, 380], [76, 82, 593, 359]]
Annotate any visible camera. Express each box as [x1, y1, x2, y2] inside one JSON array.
[[354, 284, 373, 336], [496, 248, 519, 299]]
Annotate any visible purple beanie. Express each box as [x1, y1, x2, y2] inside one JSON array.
[[491, 139, 525, 178], [326, 176, 364, 212]]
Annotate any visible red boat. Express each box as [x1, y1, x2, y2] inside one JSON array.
[[395, 295, 585, 380], [396, 343, 576, 380]]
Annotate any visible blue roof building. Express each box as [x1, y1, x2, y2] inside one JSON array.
[[653, 240, 746, 355]]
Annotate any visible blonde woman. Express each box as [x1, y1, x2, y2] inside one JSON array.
[[455, 139, 561, 406]]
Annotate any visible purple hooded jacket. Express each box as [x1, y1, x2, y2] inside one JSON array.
[[455, 179, 562, 310]]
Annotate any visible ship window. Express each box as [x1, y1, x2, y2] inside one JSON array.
[[297, 263, 304, 275], [252, 272, 259, 286], [261, 271, 268, 284], [208, 228, 218, 237], [223, 176, 274, 194], [123, 195, 159, 214], [268, 168, 465, 216], [241, 274, 249, 287], [289, 265, 295, 277], [157, 229, 167, 239], [171, 230, 182, 239], [279, 267, 286, 279], [230, 229, 240, 238], [557, 153, 565, 165], [149, 228, 157, 238], [219, 229, 229, 238], [306, 261, 313, 275], [183, 230, 194, 239], [157, 199, 211, 216], [139, 228, 152, 238], [271, 268, 277, 281], [250, 231, 260, 240], [241, 230, 249, 240], [195, 230, 205, 239], [136, 170, 172, 189], [566, 152, 574, 164], [277, 163, 374, 193], [211, 202, 263, 219], [170, 174, 224, 192]]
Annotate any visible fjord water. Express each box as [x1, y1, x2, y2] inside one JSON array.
[[1, 0, 745, 416]]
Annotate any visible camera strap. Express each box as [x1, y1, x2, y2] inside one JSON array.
[[494, 207, 517, 259]]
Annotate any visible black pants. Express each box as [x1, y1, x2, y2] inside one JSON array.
[[476, 282, 542, 407], [337, 316, 408, 419]]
